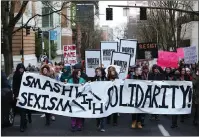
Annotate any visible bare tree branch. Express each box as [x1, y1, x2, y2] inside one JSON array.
[[12, 1, 69, 34]]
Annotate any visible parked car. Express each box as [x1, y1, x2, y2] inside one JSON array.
[[1, 71, 14, 127]]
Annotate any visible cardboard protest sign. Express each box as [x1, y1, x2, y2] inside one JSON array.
[[157, 51, 178, 68], [177, 48, 184, 59], [17, 72, 193, 118], [85, 50, 101, 77], [184, 46, 197, 64], [100, 42, 118, 68], [111, 52, 131, 79], [120, 39, 137, 66], [137, 43, 158, 59], [63, 45, 77, 65]]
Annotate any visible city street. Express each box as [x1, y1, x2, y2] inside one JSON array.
[[2, 113, 198, 136]]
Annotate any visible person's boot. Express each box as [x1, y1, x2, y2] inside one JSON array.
[[155, 115, 160, 121], [20, 127, 25, 132], [45, 119, 50, 126], [171, 125, 175, 129], [131, 120, 137, 129], [137, 122, 143, 129]]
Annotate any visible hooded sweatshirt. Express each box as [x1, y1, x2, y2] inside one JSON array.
[[60, 66, 71, 82], [13, 63, 26, 98]]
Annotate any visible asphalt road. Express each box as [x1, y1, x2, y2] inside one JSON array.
[[1, 113, 198, 136]]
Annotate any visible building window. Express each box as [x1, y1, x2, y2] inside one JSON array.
[[42, 7, 53, 27]]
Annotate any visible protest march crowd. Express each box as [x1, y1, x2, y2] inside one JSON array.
[[8, 55, 199, 133]]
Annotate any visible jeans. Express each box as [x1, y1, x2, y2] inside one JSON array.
[[132, 114, 142, 122], [107, 113, 118, 124], [194, 104, 198, 122], [45, 113, 51, 124], [71, 118, 82, 128], [172, 115, 178, 126], [96, 118, 105, 129], [19, 108, 27, 129]]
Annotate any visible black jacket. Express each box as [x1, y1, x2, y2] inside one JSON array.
[[148, 72, 164, 81], [13, 63, 26, 98]]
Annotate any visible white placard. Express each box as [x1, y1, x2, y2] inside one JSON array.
[[101, 42, 118, 68], [63, 45, 77, 65], [111, 52, 131, 79], [120, 39, 137, 66], [17, 72, 193, 118], [85, 50, 101, 77]]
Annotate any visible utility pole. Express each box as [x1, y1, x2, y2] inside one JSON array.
[[21, 15, 24, 64], [48, 10, 51, 60]]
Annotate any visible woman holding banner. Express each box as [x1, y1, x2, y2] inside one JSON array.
[[94, 67, 107, 132], [40, 65, 52, 126], [13, 63, 32, 132], [68, 70, 86, 132], [170, 69, 181, 128], [106, 65, 119, 126], [127, 66, 143, 129]]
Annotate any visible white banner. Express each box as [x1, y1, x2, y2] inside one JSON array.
[[85, 50, 101, 77], [111, 52, 131, 79], [101, 42, 118, 68], [120, 39, 137, 66], [63, 45, 77, 65], [17, 72, 193, 118]]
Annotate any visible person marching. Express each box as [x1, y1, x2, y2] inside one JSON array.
[[192, 65, 199, 126], [94, 67, 107, 132], [13, 63, 32, 132], [170, 69, 181, 128], [40, 65, 51, 126], [106, 65, 119, 126], [60, 65, 71, 83], [68, 69, 86, 132], [148, 65, 164, 121], [127, 66, 143, 129]]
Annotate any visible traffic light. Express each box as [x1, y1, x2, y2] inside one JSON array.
[[38, 29, 43, 39], [140, 7, 147, 20], [26, 26, 31, 35], [106, 8, 113, 20]]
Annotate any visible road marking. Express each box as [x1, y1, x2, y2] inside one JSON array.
[[40, 114, 45, 118], [158, 124, 170, 136]]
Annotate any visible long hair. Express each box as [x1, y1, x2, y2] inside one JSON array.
[[107, 66, 118, 80], [71, 69, 80, 84]]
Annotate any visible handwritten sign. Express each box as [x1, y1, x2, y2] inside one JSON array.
[[184, 46, 197, 64], [137, 43, 158, 59], [63, 45, 77, 65], [177, 48, 184, 59], [157, 51, 178, 68]]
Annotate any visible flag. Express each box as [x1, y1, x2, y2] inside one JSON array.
[[50, 30, 57, 40]]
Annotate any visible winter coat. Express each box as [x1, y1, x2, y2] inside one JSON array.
[[68, 77, 85, 84], [60, 66, 71, 82], [192, 74, 199, 104], [148, 72, 163, 81], [12, 63, 26, 99]]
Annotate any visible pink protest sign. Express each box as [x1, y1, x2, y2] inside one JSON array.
[[177, 48, 184, 59], [157, 51, 178, 68]]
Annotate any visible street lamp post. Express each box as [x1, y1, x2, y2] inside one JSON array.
[[21, 15, 24, 64], [48, 10, 51, 60]]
